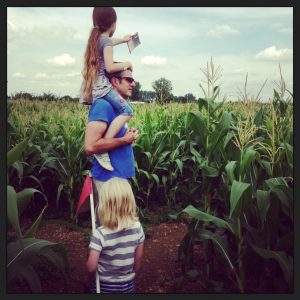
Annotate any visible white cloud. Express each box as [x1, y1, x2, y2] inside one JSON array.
[[8, 20, 18, 32], [12, 72, 25, 78], [66, 71, 81, 77], [278, 28, 292, 33], [7, 8, 293, 99], [255, 46, 293, 61], [207, 25, 240, 37], [47, 53, 75, 66], [225, 68, 245, 76], [141, 56, 167, 66], [271, 22, 292, 34], [7, 19, 28, 42], [35, 73, 48, 79]]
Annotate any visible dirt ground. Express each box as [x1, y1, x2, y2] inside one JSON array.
[[9, 219, 208, 294]]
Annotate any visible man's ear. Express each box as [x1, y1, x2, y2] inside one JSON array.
[[110, 77, 118, 87]]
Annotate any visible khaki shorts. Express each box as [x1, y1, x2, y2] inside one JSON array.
[[92, 179, 104, 226]]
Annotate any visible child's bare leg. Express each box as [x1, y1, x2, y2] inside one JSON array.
[[94, 115, 132, 171], [104, 115, 132, 138]]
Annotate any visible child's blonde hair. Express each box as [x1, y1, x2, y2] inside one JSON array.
[[98, 178, 138, 231]]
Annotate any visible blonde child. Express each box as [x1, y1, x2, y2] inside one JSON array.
[[81, 7, 134, 171], [86, 177, 145, 293]]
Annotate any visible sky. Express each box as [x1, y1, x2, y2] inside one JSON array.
[[7, 7, 293, 101]]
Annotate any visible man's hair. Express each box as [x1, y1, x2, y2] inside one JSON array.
[[97, 177, 138, 230], [105, 62, 133, 82]]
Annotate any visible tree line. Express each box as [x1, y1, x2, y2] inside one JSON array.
[[8, 78, 197, 104]]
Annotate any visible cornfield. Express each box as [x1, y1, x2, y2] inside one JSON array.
[[7, 83, 293, 292]]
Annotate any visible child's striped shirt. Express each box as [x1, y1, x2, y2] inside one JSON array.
[[89, 221, 145, 283]]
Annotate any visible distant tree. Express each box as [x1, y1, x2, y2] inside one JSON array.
[[177, 96, 185, 103], [184, 93, 196, 102], [11, 92, 33, 100], [152, 77, 173, 104], [60, 95, 73, 101], [140, 90, 155, 103], [131, 81, 141, 101], [171, 95, 179, 102], [41, 92, 57, 101]]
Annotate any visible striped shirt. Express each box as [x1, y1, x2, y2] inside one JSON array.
[[89, 221, 145, 283]]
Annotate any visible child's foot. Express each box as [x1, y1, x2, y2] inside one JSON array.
[[94, 153, 114, 171]]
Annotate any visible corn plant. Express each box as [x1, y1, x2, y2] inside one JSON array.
[[8, 65, 293, 292], [171, 84, 293, 292], [8, 100, 91, 220], [168, 59, 293, 292], [7, 137, 69, 293]]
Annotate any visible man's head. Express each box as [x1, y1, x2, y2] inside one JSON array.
[[106, 67, 136, 98]]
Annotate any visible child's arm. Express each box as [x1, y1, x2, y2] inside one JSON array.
[[86, 250, 101, 273], [134, 242, 144, 275], [103, 45, 132, 73], [112, 35, 131, 46]]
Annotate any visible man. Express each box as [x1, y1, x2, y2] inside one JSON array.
[[82, 67, 140, 293], [83, 67, 138, 211]]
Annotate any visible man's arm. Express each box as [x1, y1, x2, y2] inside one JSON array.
[[84, 120, 138, 155]]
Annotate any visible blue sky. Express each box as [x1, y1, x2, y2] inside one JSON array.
[[7, 7, 293, 101]]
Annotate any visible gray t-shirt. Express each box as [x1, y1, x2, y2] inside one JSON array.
[[92, 36, 114, 101]]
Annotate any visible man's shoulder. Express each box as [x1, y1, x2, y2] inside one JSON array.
[[92, 98, 114, 112], [88, 99, 115, 123]]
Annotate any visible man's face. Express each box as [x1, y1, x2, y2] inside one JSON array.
[[111, 70, 136, 98]]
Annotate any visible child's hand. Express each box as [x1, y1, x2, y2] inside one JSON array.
[[128, 127, 139, 139], [128, 127, 140, 137], [124, 61, 133, 71], [123, 35, 132, 43], [123, 128, 139, 144]]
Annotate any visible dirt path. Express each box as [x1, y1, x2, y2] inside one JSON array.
[[25, 221, 204, 293], [135, 222, 187, 293]]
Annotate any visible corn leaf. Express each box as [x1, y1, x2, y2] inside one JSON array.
[[7, 238, 59, 282], [194, 228, 235, 271], [251, 244, 293, 289], [24, 203, 48, 238], [19, 265, 42, 292], [7, 137, 30, 168], [229, 180, 252, 218], [182, 205, 231, 231], [256, 189, 270, 227], [17, 188, 44, 216], [225, 161, 237, 184], [7, 185, 22, 239], [240, 148, 258, 178]]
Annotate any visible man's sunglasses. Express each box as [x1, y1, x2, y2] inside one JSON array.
[[116, 76, 135, 84]]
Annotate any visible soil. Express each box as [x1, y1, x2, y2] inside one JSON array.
[[8, 214, 210, 294]]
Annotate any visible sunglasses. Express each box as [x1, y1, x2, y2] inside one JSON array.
[[116, 76, 135, 84]]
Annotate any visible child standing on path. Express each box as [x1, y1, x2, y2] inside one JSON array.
[[81, 7, 135, 171], [86, 177, 145, 293]]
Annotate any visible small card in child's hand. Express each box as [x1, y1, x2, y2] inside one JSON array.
[[127, 32, 141, 53]]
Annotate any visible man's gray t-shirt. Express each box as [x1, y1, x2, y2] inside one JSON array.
[[92, 36, 114, 101]]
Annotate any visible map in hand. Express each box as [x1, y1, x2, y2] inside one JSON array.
[[127, 32, 141, 53]]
